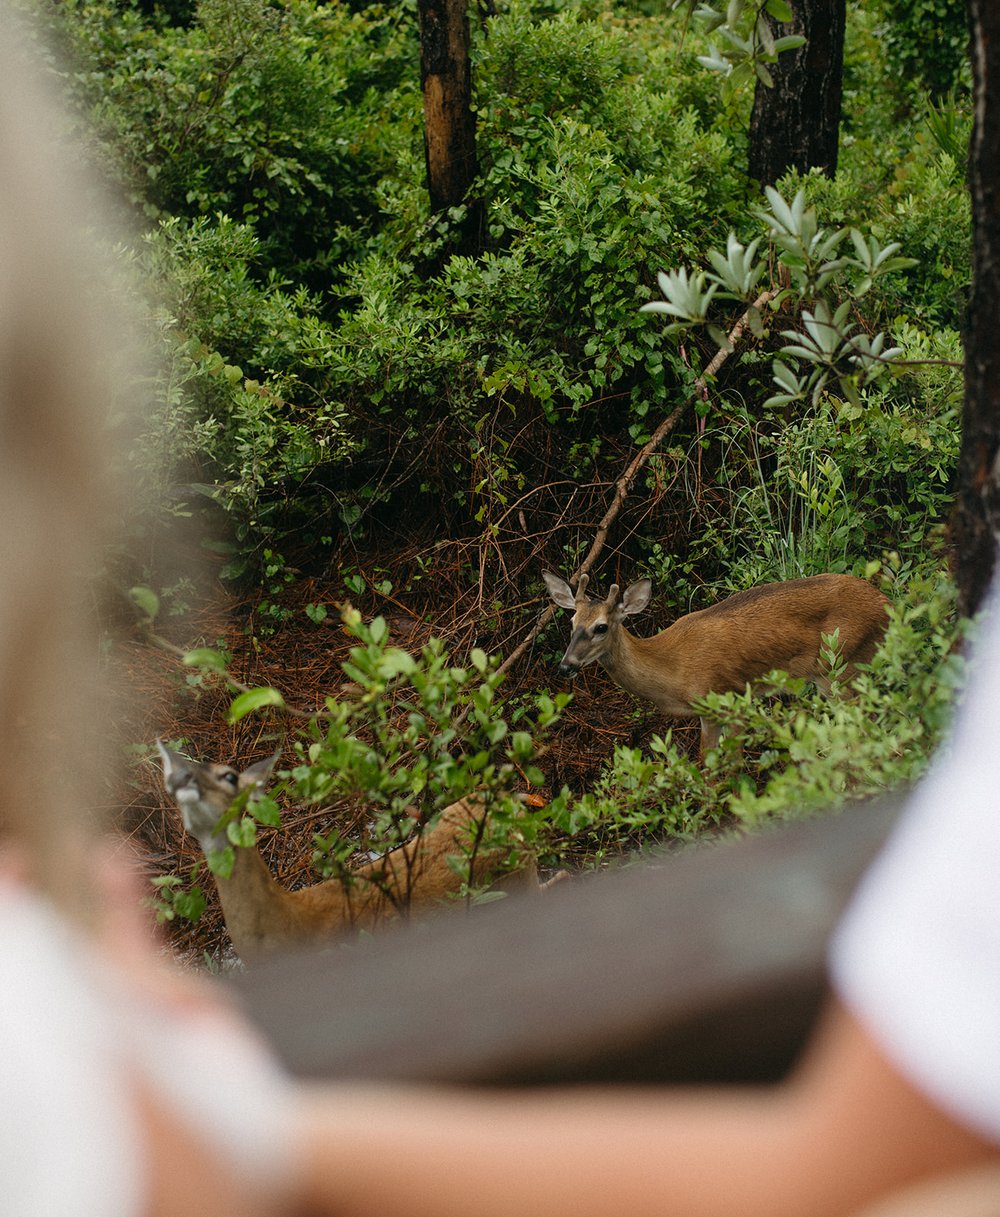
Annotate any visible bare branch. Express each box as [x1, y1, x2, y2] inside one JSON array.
[[498, 289, 778, 676]]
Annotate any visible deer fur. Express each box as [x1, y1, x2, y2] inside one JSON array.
[[157, 742, 548, 961], [543, 571, 890, 756]]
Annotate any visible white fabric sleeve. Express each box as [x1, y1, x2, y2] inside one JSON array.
[[0, 882, 303, 1217], [99, 952, 302, 1197], [830, 600, 1000, 1144], [0, 886, 144, 1217]]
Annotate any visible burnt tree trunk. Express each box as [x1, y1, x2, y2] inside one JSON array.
[[417, 0, 479, 237], [748, 0, 845, 186], [949, 0, 1000, 617]]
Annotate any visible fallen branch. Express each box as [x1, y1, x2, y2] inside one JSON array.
[[498, 288, 777, 676]]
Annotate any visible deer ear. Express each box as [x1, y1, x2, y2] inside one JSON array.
[[620, 579, 652, 615], [156, 738, 187, 779], [156, 738, 173, 773], [542, 570, 576, 611], [238, 751, 280, 791]]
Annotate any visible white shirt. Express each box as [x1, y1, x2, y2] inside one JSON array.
[[831, 601, 1000, 1143], [0, 882, 299, 1217]]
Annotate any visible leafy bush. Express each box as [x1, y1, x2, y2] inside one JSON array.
[[62, 0, 421, 285], [53, 0, 756, 565], [633, 180, 963, 604], [874, 0, 970, 101], [705, 568, 965, 824], [127, 213, 357, 566], [293, 607, 568, 894], [155, 605, 570, 921]]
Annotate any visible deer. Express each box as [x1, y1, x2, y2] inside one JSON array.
[[542, 570, 890, 757], [157, 741, 554, 961]]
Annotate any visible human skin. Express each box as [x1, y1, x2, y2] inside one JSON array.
[[292, 1000, 999, 1217]]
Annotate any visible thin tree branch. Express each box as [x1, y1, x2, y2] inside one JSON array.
[[498, 289, 778, 676]]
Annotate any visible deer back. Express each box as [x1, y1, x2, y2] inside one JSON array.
[[648, 573, 889, 704]]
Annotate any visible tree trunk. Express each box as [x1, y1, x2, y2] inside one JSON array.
[[949, 0, 1000, 617], [747, 0, 845, 187], [417, 0, 478, 218]]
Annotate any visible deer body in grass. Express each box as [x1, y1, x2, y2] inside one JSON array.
[[543, 571, 890, 756], [157, 742, 544, 961]]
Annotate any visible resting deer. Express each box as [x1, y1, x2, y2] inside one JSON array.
[[543, 571, 889, 756], [157, 741, 548, 961]]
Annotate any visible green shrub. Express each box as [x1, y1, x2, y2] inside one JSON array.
[[873, 0, 970, 101], [48, 0, 970, 610], [61, 0, 421, 285], [159, 606, 570, 918], [705, 569, 965, 825], [127, 213, 358, 564]]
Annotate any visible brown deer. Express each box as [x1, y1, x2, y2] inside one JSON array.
[[542, 571, 890, 756], [157, 741, 551, 961]]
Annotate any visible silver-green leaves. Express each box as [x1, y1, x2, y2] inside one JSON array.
[[643, 188, 916, 410]]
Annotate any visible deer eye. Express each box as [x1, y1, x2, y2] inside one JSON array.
[[218, 770, 239, 788], [592, 623, 609, 636]]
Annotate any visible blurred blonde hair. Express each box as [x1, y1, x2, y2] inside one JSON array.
[[0, 3, 132, 916]]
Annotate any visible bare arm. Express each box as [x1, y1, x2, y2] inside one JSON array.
[[293, 1000, 998, 1217]]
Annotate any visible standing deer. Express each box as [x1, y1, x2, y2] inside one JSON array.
[[542, 571, 890, 756], [157, 741, 548, 961]]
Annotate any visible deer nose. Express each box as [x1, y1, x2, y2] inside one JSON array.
[[557, 660, 579, 678]]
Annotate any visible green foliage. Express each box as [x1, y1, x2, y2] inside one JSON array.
[[873, 0, 969, 101], [62, 0, 978, 863], [700, 570, 965, 824], [644, 186, 917, 410], [63, 0, 420, 285], [52, 0, 969, 586], [774, 137, 971, 332], [47, 0, 756, 565], [638, 182, 960, 597], [146, 872, 207, 923], [278, 607, 570, 899], [546, 733, 714, 859], [127, 213, 358, 565], [682, 0, 806, 92]]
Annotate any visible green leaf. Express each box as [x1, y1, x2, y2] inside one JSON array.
[[170, 885, 206, 923], [183, 647, 229, 673], [129, 586, 160, 621], [227, 817, 258, 848], [772, 34, 806, 53], [251, 794, 282, 828], [206, 846, 235, 879], [227, 686, 286, 723]]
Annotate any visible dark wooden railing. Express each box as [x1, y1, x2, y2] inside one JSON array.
[[231, 795, 902, 1087]]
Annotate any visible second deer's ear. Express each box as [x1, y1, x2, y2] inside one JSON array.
[[156, 738, 190, 779], [155, 738, 174, 775], [620, 579, 652, 616], [238, 751, 281, 791]]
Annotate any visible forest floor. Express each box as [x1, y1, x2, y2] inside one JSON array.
[[110, 547, 700, 965]]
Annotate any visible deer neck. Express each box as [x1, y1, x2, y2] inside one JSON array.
[[600, 623, 692, 715], [212, 846, 301, 962]]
